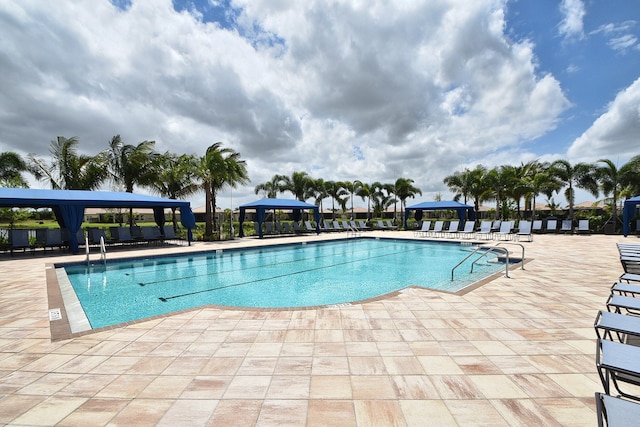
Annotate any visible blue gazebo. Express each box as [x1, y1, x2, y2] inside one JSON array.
[[404, 201, 476, 230], [238, 198, 320, 238], [622, 195, 640, 236], [0, 187, 196, 253]]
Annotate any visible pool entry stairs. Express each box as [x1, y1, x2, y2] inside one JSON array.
[[451, 242, 525, 280]]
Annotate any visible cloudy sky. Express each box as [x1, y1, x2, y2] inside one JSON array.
[[1, 0, 639, 209]]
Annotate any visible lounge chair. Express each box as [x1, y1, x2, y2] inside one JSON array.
[[163, 225, 183, 243], [9, 229, 33, 253], [36, 228, 63, 251], [607, 294, 640, 316], [414, 220, 431, 237], [442, 220, 459, 238], [494, 221, 514, 241], [611, 281, 640, 297], [333, 221, 345, 232], [385, 220, 398, 230], [457, 220, 476, 239], [357, 220, 371, 230], [560, 220, 572, 233], [264, 222, 278, 235], [491, 220, 501, 232], [545, 219, 557, 233], [596, 392, 640, 427], [532, 220, 543, 233], [620, 273, 640, 283], [88, 228, 112, 245], [475, 221, 493, 240], [304, 221, 316, 232], [282, 223, 293, 234], [596, 338, 640, 401], [515, 220, 533, 242], [594, 310, 640, 341], [114, 227, 137, 244], [141, 226, 163, 243], [376, 220, 388, 230], [428, 220, 444, 238], [576, 219, 590, 234]]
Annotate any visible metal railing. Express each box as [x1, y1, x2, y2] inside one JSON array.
[[451, 242, 525, 281], [86, 235, 107, 267]]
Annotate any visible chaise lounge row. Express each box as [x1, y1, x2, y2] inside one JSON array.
[[414, 220, 534, 242], [592, 243, 640, 425]]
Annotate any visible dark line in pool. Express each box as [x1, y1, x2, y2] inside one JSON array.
[[157, 247, 428, 302], [140, 241, 405, 287]]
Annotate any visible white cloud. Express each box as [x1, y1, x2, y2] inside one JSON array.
[[558, 0, 586, 40], [0, 0, 571, 208], [567, 77, 640, 162]]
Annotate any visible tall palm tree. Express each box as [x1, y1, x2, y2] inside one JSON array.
[[106, 135, 160, 226], [254, 174, 286, 198], [466, 165, 489, 218], [150, 152, 200, 231], [29, 136, 108, 190], [484, 166, 518, 220], [595, 159, 623, 231], [443, 169, 474, 205], [325, 181, 348, 220], [523, 164, 560, 221], [371, 182, 395, 219], [620, 155, 640, 199], [549, 159, 599, 225], [342, 181, 356, 219], [198, 142, 249, 239], [308, 178, 328, 213], [0, 151, 30, 187], [355, 180, 376, 221], [393, 178, 422, 223], [280, 171, 312, 202]]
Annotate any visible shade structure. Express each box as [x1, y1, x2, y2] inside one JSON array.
[[404, 201, 476, 230], [0, 187, 195, 253], [623, 196, 640, 236], [238, 198, 320, 238]]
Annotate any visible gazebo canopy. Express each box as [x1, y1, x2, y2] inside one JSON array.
[[0, 188, 196, 253], [623, 195, 640, 236], [238, 198, 320, 238], [404, 201, 476, 230]]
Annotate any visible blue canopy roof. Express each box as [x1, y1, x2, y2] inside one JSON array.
[[239, 198, 317, 210], [238, 198, 320, 238], [0, 188, 190, 208], [403, 200, 476, 230], [0, 188, 195, 252], [623, 195, 640, 236]]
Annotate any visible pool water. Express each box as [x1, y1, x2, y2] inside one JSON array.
[[60, 238, 506, 329]]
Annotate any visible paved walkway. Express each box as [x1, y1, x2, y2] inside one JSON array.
[[0, 231, 632, 426]]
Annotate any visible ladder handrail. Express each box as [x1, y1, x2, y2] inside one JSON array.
[[86, 235, 107, 267], [495, 242, 525, 271], [451, 242, 524, 281]]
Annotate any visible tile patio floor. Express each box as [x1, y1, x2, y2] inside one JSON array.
[[0, 231, 633, 426]]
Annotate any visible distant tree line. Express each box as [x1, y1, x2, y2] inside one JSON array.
[[0, 136, 249, 240]]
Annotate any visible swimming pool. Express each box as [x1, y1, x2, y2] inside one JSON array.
[[58, 238, 507, 330]]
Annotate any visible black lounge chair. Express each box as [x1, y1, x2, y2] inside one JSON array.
[[594, 310, 640, 342], [620, 273, 640, 283], [596, 338, 640, 402], [9, 229, 34, 254], [607, 294, 640, 316], [35, 228, 63, 251], [595, 392, 640, 427]]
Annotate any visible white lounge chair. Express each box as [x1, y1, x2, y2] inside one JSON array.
[[414, 221, 431, 237], [576, 219, 590, 234], [545, 219, 557, 233], [476, 221, 493, 240], [495, 221, 514, 241], [442, 220, 459, 238], [515, 220, 532, 242], [560, 220, 572, 233], [385, 220, 398, 230], [428, 220, 444, 238], [532, 220, 543, 233], [457, 220, 476, 239]]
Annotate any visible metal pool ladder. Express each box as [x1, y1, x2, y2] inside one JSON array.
[[85, 235, 107, 267], [451, 242, 525, 280]]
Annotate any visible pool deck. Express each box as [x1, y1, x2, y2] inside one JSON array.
[[0, 231, 634, 425]]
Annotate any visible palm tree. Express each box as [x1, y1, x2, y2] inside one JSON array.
[[443, 169, 474, 205], [620, 155, 640, 199], [523, 164, 560, 221], [106, 135, 160, 226], [280, 171, 313, 202], [371, 182, 395, 219], [393, 178, 422, 223], [254, 174, 286, 198], [29, 136, 108, 190], [595, 159, 623, 231], [355, 180, 376, 221], [150, 152, 199, 231], [198, 142, 249, 239], [0, 152, 30, 187], [466, 165, 490, 218], [325, 181, 348, 220], [308, 178, 328, 213], [484, 166, 518, 220], [343, 181, 356, 219], [549, 159, 599, 225]]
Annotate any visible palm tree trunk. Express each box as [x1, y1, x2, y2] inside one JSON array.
[[204, 182, 213, 238]]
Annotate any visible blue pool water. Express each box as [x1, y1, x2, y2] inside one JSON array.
[[60, 238, 506, 329]]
